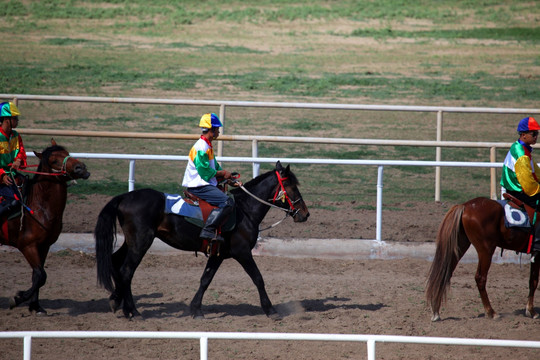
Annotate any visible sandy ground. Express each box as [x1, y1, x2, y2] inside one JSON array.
[[1, 249, 538, 360], [1, 195, 539, 359]]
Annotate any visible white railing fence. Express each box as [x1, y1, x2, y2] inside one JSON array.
[[3, 93, 540, 202], [47, 152, 501, 242], [1, 330, 539, 360]]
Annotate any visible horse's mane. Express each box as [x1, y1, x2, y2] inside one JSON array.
[[36, 145, 67, 172], [230, 166, 299, 200]]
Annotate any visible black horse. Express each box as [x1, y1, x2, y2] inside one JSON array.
[[94, 161, 309, 319]]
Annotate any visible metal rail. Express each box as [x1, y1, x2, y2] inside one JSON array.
[[1, 330, 539, 360], [4, 93, 540, 202]]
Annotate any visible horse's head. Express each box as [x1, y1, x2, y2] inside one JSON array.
[[273, 161, 309, 222], [34, 139, 90, 180]]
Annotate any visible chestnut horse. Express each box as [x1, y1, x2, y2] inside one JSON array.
[[426, 197, 540, 321], [94, 161, 309, 319], [2, 139, 90, 315]]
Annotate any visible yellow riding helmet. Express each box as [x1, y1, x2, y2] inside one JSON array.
[[199, 113, 222, 129], [0, 101, 21, 117]]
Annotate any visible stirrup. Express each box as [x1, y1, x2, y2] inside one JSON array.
[[206, 241, 222, 257]]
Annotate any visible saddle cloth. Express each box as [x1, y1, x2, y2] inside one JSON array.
[[164, 193, 235, 231], [497, 200, 531, 229]]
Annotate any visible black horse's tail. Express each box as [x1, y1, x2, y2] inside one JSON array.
[[94, 194, 125, 292]]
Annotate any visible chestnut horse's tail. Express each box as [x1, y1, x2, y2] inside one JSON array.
[[94, 194, 124, 293], [425, 204, 468, 320]]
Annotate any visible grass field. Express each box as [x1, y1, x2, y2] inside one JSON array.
[[1, 0, 539, 207]]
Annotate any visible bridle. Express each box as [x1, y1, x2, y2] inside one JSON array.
[[236, 170, 304, 231], [271, 170, 303, 217], [17, 155, 73, 177], [6, 154, 72, 229]]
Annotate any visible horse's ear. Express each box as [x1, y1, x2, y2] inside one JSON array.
[[51, 138, 57, 146], [276, 161, 283, 171], [34, 151, 43, 160]]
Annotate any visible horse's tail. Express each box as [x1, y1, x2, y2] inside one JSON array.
[[94, 194, 124, 293], [425, 203, 468, 320]]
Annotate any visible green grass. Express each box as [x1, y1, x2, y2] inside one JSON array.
[[350, 27, 540, 42], [1, 0, 539, 206]]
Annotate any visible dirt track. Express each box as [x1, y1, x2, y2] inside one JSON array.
[[1, 244, 539, 360]]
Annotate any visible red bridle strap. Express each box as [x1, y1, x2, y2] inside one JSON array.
[[13, 155, 72, 177], [272, 171, 295, 210]]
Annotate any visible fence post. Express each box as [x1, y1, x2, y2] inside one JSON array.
[[252, 139, 259, 178], [490, 147, 497, 199], [200, 336, 208, 360], [24, 335, 32, 360], [367, 338, 376, 360], [435, 111, 443, 202], [128, 160, 136, 192], [218, 104, 225, 158], [376, 166, 384, 242]]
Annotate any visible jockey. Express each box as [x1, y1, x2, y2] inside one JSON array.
[[500, 116, 540, 257], [182, 113, 237, 243], [0, 101, 27, 218]]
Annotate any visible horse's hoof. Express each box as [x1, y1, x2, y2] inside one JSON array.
[[35, 310, 48, 317], [191, 310, 204, 320], [109, 299, 120, 313], [128, 314, 144, 322], [525, 309, 539, 319], [9, 297, 18, 309], [485, 312, 499, 320], [431, 313, 441, 322], [29, 306, 48, 316], [123, 310, 142, 319], [268, 312, 282, 321]]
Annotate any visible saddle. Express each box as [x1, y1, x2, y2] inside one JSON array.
[[182, 190, 218, 224]]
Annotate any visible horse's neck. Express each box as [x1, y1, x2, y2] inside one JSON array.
[[28, 176, 68, 214], [236, 177, 277, 225]]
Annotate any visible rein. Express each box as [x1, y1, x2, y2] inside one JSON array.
[[235, 170, 303, 232], [16, 155, 72, 177], [7, 154, 73, 230]]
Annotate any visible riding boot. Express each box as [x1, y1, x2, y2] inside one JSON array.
[[0, 198, 18, 218], [200, 206, 233, 243]]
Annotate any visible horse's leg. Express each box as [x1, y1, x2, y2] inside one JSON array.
[[108, 242, 128, 313], [118, 235, 154, 319], [474, 251, 497, 319], [525, 260, 540, 319], [190, 255, 224, 319], [234, 253, 279, 320], [10, 246, 48, 315]]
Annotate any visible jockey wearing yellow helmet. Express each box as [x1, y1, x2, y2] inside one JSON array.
[[0, 101, 27, 218], [182, 113, 238, 243]]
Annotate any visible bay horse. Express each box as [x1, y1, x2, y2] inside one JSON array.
[[2, 139, 90, 315], [426, 197, 540, 321], [94, 161, 309, 319]]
